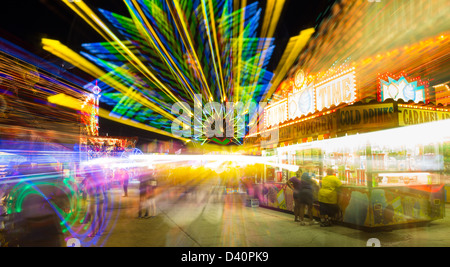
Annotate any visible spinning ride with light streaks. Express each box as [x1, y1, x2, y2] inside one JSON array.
[[46, 0, 284, 145]]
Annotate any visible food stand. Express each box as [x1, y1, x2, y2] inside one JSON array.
[[272, 119, 448, 228], [243, 0, 450, 228], [250, 101, 450, 222]]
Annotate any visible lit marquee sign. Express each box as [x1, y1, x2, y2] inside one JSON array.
[[264, 66, 357, 128], [293, 69, 306, 90], [315, 67, 356, 111], [288, 82, 315, 120], [379, 73, 426, 103], [288, 69, 315, 120], [265, 99, 288, 128]]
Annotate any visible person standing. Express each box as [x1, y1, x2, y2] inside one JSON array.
[[147, 171, 157, 217], [81, 168, 91, 224], [118, 168, 129, 197], [138, 170, 150, 218], [297, 172, 317, 225], [318, 168, 342, 227], [286, 169, 303, 222], [105, 168, 113, 190], [86, 167, 105, 237]]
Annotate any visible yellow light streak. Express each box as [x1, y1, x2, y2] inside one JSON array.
[[48, 93, 189, 142], [235, 0, 247, 103], [246, 0, 285, 104], [201, 0, 226, 101], [126, 0, 198, 103], [61, 0, 182, 105], [262, 27, 315, 103], [260, 0, 275, 38], [42, 38, 177, 121], [207, 0, 227, 101], [265, 0, 285, 39], [170, 0, 215, 102]]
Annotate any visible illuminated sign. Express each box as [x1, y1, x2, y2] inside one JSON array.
[[315, 68, 356, 111], [434, 83, 450, 106], [277, 112, 335, 143], [293, 69, 306, 90], [288, 83, 315, 120], [398, 107, 450, 126], [338, 103, 396, 131], [379, 73, 426, 103], [81, 94, 99, 136], [265, 99, 288, 128], [264, 66, 356, 129]]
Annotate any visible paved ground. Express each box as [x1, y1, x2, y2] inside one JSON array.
[[66, 183, 450, 247]]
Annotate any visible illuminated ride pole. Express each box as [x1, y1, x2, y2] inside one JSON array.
[[92, 81, 101, 137]]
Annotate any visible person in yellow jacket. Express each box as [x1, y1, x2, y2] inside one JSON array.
[[318, 168, 342, 227]]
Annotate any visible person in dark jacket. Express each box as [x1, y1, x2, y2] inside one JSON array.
[[138, 170, 151, 218], [297, 172, 317, 225], [147, 171, 157, 217], [117, 168, 129, 197], [286, 169, 302, 222], [86, 167, 105, 237]]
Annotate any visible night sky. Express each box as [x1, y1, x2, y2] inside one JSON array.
[[0, 0, 333, 143]]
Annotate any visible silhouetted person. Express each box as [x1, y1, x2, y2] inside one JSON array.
[[138, 170, 150, 218], [86, 167, 105, 237], [117, 169, 129, 197], [148, 172, 157, 217], [297, 173, 317, 225], [286, 169, 303, 222]]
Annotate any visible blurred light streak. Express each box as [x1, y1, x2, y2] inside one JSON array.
[[42, 38, 177, 122], [47, 93, 189, 141], [277, 118, 450, 154], [124, 0, 201, 102], [167, 0, 214, 101], [262, 27, 315, 103], [61, 0, 184, 106], [0, 37, 89, 88], [53, 0, 276, 144], [285, 0, 450, 103], [128, 153, 299, 172]]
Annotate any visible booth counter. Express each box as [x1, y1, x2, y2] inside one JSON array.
[[250, 119, 449, 229]]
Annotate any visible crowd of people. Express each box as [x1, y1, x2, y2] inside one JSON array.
[[80, 166, 159, 234], [0, 162, 161, 246], [286, 168, 342, 227], [1, 159, 341, 246]]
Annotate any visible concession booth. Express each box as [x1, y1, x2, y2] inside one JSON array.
[[245, 98, 450, 229], [243, 0, 450, 229]]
